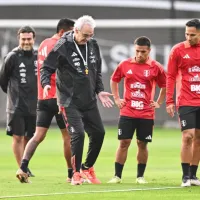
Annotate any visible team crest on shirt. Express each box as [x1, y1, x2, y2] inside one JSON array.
[[144, 70, 150, 77]]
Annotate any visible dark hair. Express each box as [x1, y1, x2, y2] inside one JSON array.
[[134, 36, 151, 48], [56, 18, 75, 33], [17, 26, 36, 38], [186, 19, 200, 30]]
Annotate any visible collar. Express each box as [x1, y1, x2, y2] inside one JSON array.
[[130, 57, 152, 65], [184, 41, 200, 48]]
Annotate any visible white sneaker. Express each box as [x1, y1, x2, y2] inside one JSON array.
[[190, 176, 200, 186], [107, 176, 122, 183], [181, 177, 191, 187], [136, 177, 148, 184]]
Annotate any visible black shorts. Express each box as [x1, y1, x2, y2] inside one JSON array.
[[178, 106, 200, 131], [6, 113, 36, 138], [36, 99, 66, 129], [118, 116, 154, 142]]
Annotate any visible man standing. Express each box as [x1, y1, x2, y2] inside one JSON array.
[[40, 15, 113, 185], [0, 26, 37, 176], [16, 19, 75, 183], [108, 36, 166, 184], [166, 19, 200, 187]]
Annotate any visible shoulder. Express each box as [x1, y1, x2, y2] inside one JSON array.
[[171, 42, 184, 54], [53, 33, 71, 52], [4, 50, 18, 63]]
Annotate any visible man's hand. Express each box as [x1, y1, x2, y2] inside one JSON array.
[[98, 91, 114, 108], [43, 85, 51, 99], [166, 104, 175, 117], [150, 100, 160, 109], [114, 97, 126, 109]]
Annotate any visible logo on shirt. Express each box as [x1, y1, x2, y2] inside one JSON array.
[[131, 100, 144, 110], [118, 129, 122, 135], [183, 54, 190, 59], [188, 66, 200, 73], [144, 70, 150, 77], [191, 85, 200, 93], [131, 91, 145, 98], [130, 82, 146, 89], [190, 75, 200, 82], [71, 52, 78, 57], [127, 69, 133, 74], [145, 135, 152, 140], [39, 46, 47, 57], [74, 62, 80, 67], [181, 120, 187, 127], [73, 57, 80, 62], [19, 63, 25, 68]]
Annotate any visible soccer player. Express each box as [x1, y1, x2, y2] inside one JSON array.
[[0, 26, 37, 176], [40, 15, 114, 185], [108, 36, 166, 184], [166, 19, 200, 187], [16, 18, 75, 183]]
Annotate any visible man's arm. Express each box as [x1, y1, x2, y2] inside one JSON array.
[[0, 52, 16, 93]]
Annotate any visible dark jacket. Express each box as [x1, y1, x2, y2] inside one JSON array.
[[0, 47, 38, 115], [40, 32, 104, 109]]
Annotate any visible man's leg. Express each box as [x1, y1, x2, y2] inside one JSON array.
[[63, 106, 85, 185], [108, 116, 135, 183]]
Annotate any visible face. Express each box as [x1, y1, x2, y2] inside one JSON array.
[[135, 45, 150, 63], [74, 24, 94, 45], [185, 26, 200, 46], [19, 32, 35, 51]]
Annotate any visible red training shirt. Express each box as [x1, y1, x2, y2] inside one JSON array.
[[166, 41, 200, 108], [111, 58, 166, 119], [37, 34, 60, 100]]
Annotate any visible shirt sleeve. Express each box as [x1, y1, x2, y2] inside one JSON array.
[[0, 52, 16, 93], [154, 62, 166, 88], [111, 61, 125, 83], [166, 46, 179, 106]]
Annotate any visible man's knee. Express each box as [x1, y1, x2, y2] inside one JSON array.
[[33, 127, 48, 143], [137, 140, 147, 150], [13, 135, 24, 143], [119, 139, 131, 150], [182, 130, 194, 146]]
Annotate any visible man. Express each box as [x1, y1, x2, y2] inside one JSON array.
[[0, 26, 37, 176], [166, 19, 200, 187], [16, 18, 75, 184], [40, 15, 113, 185], [108, 36, 166, 184]]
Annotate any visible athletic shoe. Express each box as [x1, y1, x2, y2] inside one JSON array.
[[81, 166, 101, 184], [190, 176, 200, 186], [181, 176, 191, 187], [136, 177, 148, 184], [27, 168, 35, 177], [71, 172, 83, 185], [16, 169, 30, 183], [107, 176, 122, 183], [66, 177, 71, 183]]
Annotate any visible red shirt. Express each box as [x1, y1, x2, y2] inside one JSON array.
[[166, 41, 200, 108], [111, 58, 166, 119], [37, 34, 60, 100]]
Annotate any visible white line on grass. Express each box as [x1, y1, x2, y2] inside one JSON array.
[[0, 186, 182, 199]]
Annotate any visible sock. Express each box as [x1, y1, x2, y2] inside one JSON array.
[[115, 162, 124, 178], [20, 159, 29, 173], [190, 165, 198, 178], [137, 163, 146, 178], [181, 163, 190, 178], [68, 168, 73, 179]]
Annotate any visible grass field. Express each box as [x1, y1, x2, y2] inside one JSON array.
[[0, 127, 200, 200]]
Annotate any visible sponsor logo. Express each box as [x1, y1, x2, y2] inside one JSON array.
[[74, 62, 80, 67], [183, 54, 190, 59], [69, 126, 75, 133], [77, 67, 82, 73], [188, 66, 200, 73], [21, 78, 26, 83], [130, 82, 146, 89], [90, 58, 96, 63], [20, 73, 26, 77], [144, 70, 150, 77], [131, 90, 145, 98], [73, 57, 80, 62], [145, 135, 152, 140], [19, 69, 26, 72], [127, 69, 133, 74], [190, 74, 200, 82], [191, 85, 200, 92], [118, 129, 122, 136], [71, 52, 78, 57], [19, 63, 25, 68], [131, 100, 144, 110]]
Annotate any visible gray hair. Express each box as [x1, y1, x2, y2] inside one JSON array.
[[74, 15, 96, 30]]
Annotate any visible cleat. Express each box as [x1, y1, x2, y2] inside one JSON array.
[[71, 172, 83, 185], [81, 166, 101, 184], [181, 176, 191, 187], [16, 169, 30, 183], [107, 176, 122, 184], [66, 177, 71, 183], [190, 176, 200, 186], [27, 168, 35, 177], [136, 177, 148, 184]]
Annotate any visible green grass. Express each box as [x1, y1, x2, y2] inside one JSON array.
[[0, 127, 200, 200]]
